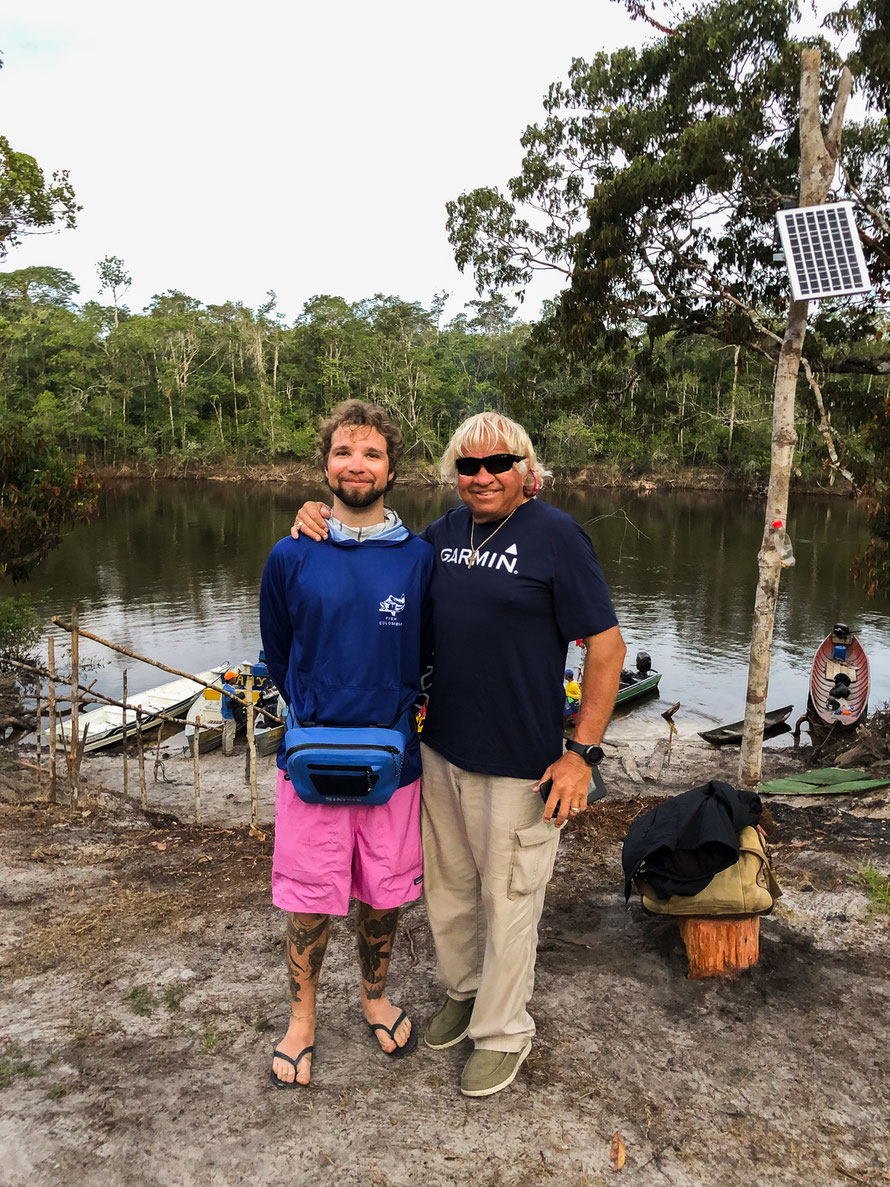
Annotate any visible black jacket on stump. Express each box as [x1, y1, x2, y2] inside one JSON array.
[[621, 780, 763, 901]]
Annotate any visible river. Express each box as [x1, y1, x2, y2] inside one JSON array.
[[19, 480, 890, 743]]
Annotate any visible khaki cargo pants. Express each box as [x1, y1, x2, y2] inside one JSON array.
[[420, 743, 561, 1052]]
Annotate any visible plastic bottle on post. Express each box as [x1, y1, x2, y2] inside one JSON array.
[[771, 519, 795, 568]]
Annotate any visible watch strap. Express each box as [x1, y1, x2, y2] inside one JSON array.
[[564, 739, 604, 766]]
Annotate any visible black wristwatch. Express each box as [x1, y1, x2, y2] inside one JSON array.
[[564, 739, 604, 766]]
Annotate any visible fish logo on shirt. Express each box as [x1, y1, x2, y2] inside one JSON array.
[[379, 594, 406, 618]]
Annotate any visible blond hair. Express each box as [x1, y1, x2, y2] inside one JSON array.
[[440, 411, 550, 495]]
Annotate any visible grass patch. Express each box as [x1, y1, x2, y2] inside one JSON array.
[[199, 1029, 220, 1054], [854, 862, 890, 918], [0, 1048, 37, 1090], [163, 984, 186, 1012], [128, 986, 156, 1016], [46, 1086, 67, 1101]]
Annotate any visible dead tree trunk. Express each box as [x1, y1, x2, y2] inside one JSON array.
[[738, 50, 853, 789]]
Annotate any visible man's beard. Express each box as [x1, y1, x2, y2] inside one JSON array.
[[326, 477, 387, 509]]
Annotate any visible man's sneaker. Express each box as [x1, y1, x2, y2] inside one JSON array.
[[423, 996, 475, 1050], [459, 1040, 532, 1097]]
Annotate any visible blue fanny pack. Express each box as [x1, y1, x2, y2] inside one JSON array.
[[284, 709, 414, 806]]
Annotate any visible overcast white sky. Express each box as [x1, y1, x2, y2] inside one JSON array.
[[3, 0, 649, 323]]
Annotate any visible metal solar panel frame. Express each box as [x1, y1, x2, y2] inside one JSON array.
[[775, 201, 872, 302]]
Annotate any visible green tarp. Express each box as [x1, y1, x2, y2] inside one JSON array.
[[759, 768, 890, 796]]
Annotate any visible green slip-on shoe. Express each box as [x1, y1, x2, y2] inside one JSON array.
[[459, 1040, 532, 1097], [423, 996, 475, 1050]]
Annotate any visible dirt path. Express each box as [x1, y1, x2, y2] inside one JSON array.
[[1, 734, 889, 1186]]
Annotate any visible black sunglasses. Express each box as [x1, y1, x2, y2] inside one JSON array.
[[455, 453, 524, 477]]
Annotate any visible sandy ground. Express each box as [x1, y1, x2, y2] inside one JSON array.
[[1, 720, 889, 1187]]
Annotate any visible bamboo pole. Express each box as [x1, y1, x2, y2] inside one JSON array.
[[122, 669, 128, 798], [50, 617, 282, 724], [193, 715, 202, 825], [70, 606, 80, 804], [137, 708, 147, 809], [246, 676, 258, 828], [47, 637, 57, 800]]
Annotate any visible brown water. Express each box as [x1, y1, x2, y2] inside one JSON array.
[[21, 480, 890, 738]]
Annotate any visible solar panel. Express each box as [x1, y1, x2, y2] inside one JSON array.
[[775, 202, 872, 301]]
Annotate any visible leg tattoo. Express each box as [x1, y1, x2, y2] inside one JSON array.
[[356, 905, 399, 1000], [285, 913, 330, 1005]]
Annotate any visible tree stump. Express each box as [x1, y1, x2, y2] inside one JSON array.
[[677, 915, 760, 979]]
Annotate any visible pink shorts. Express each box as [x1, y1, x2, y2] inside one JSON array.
[[271, 769, 423, 916]]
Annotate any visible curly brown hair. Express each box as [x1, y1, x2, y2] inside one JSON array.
[[315, 401, 404, 489]]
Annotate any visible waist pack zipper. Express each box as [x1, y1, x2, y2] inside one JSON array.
[[286, 741, 403, 777]]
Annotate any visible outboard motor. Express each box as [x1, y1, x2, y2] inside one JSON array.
[[832, 622, 852, 661], [636, 652, 651, 675]]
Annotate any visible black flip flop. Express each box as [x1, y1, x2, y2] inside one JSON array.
[[269, 1044, 314, 1088], [367, 1009, 418, 1058]]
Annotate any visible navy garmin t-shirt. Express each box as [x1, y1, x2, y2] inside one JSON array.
[[420, 498, 618, 779]]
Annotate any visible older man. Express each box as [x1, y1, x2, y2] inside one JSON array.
[[292, 411, 624, 1097]]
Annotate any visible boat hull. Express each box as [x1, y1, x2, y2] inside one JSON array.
[[46, 666, 230, 753], [185, 663, 280, 755], [807, 631, 869, 730], [699, 705, 794, 746]]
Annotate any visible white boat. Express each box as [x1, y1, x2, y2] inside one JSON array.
[[47, 665, 231, 753], [184, 659, 281, 755], [255, 694, 287, 757]]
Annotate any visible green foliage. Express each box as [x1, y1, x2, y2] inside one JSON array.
[[448, 0, 889, 362], [199, 1029, 220, 1054], [0, 593, 41, 655], [0, 266, 79, 304], [127, 986, 156, 1016], [854, 860, 890, 918], [0, 136, 79, 258], [0, 1047, 36, 1089], [0, 425, 99, 583], [163, 984, 186, 1012]]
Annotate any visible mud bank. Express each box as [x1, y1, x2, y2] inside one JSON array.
[[92, 459, 855, 498], [0, 729, 888, 1186]]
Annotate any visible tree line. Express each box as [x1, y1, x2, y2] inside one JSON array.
[[0, 262, 884, 485]]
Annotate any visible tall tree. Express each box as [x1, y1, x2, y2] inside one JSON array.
[[96, 255, 131, 328]]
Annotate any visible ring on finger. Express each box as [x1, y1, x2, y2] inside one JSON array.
[[296, 520, 304, 531]]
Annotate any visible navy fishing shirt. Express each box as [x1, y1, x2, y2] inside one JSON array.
[[420, 499, 618, 779]]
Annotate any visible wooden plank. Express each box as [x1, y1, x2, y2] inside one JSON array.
[[644, 739, 668, 783], [621, 749, 644, 784]]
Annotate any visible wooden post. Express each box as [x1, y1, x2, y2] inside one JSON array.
[[70, 606, 80, 804], [193, 715, 202, 825], [153, 722, 163, 783], [35, 688, 42, 771], [677, 916, 761, 979], [137, 708, 147, 809], [246, 676, 258, 828], [47, 636, 57, 801], [121, 669, 128, 798]]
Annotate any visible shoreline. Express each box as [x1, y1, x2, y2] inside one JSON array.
[[93, 458, 858, 498]]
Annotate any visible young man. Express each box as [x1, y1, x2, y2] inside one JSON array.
[[260, 400, 432, 1087]]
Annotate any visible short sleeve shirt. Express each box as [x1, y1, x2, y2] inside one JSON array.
[[420, 498, 618, 779]]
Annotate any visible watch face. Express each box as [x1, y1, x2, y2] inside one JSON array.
[[567, 740, 603, 765]]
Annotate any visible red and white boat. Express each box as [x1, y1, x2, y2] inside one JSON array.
[[806, 623, 870, 732]]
